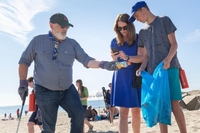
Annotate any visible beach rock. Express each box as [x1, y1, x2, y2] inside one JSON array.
[[179, 90, 200, 110]]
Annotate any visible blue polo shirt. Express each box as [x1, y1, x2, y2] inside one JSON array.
[[19, 31, 94, 91]]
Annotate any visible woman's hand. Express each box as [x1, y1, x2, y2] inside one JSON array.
[[111, 51, 120, 61], [118, 51, 129, 61]]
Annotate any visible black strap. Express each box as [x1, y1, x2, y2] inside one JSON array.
[[132, 34, 142, 89]]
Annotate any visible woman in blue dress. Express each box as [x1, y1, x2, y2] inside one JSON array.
[[110, 13, 144, 133]]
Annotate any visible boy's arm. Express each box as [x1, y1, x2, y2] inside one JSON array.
[[163, 32, 178, 69], [118, 47, 145, 63], [140, 46, 149, 69], [136, 46, 149, 76]]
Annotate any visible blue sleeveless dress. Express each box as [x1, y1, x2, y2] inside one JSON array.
[[110, 38, 141, 108]]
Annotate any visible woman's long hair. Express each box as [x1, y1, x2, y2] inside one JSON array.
[[113, 13, 136, 46], [76, 79, 85, 97]]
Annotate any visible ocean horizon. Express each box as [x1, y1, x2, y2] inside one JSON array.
[[0, 99, 105, 117]]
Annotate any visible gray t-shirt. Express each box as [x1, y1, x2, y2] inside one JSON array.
[[138, 16, 180, 74], [19, 32, 93, 91]]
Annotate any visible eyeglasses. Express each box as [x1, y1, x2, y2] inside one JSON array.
[[60, 25, 69, 29], [52, 42, 59, 60], [117, 26, 128, 31]]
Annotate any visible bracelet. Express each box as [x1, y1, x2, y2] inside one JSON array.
[[125, 56, 130, 61]]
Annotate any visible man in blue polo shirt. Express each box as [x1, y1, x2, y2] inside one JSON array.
[[18, 13, 118, 133]]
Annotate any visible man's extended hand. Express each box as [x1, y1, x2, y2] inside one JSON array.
[[18, 80, 28, 101], [99, 61, 119, 71]]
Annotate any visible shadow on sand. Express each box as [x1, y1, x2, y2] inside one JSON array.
[[87, 131, 118, 133]]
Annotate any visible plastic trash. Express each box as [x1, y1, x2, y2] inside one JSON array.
[[140, 62, 172, 127]]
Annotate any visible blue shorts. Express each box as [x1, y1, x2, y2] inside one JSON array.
[[28, 105, 42, 125], [168, 68, 182, 100]]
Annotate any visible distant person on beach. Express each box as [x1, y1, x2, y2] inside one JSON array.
[[27, 105, 42, 133], [76, 79, 93, 132], [106, 107, 119, 121], [92, 108, 99, 121], [25, 110, 28, 116], [102, 108, 108, 114], [9, 113, 11, 119], [16, 109, 20, 120], [105, 83, 111, 108], [18, 12, 118, 133], [128, 1, 187, 133], [85, 106, 93, 121], [113, 107, 119, 117], [27, 76, 42, 133], [85, 106, 97, 121], [110, 13, 144, 133], [4, 113, 6, 119], [9, 113, 14, 120], [104, 83, 115, 123]]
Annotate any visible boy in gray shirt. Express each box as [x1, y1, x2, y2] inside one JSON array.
[[128, 1, 187, 133]]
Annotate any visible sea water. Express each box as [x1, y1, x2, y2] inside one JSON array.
[[0, 99, 105, 117]]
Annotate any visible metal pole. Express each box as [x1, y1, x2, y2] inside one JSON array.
[[16, 92, 27, 133]]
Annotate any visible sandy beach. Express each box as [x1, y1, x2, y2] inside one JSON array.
[[0, 109, 200, 133]]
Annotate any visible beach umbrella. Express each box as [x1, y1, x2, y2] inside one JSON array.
[[89, 90, 103, 99], [88, 90, 104, 115], [96, 90, 103, 97]]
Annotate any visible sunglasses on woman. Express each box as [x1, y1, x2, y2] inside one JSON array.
[[117, 26, 128, 31]]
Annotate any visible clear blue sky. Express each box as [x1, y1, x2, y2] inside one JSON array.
[[0, 0, 199, 106]]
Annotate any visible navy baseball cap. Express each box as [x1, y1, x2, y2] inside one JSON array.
[[128, 1, 147, 22], [50, 13, 73, 27]]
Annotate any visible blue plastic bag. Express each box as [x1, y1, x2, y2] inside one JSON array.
[[140, 62, 172, 127]]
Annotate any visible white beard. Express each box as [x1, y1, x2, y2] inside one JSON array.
[[52, 31, 66, 41]]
